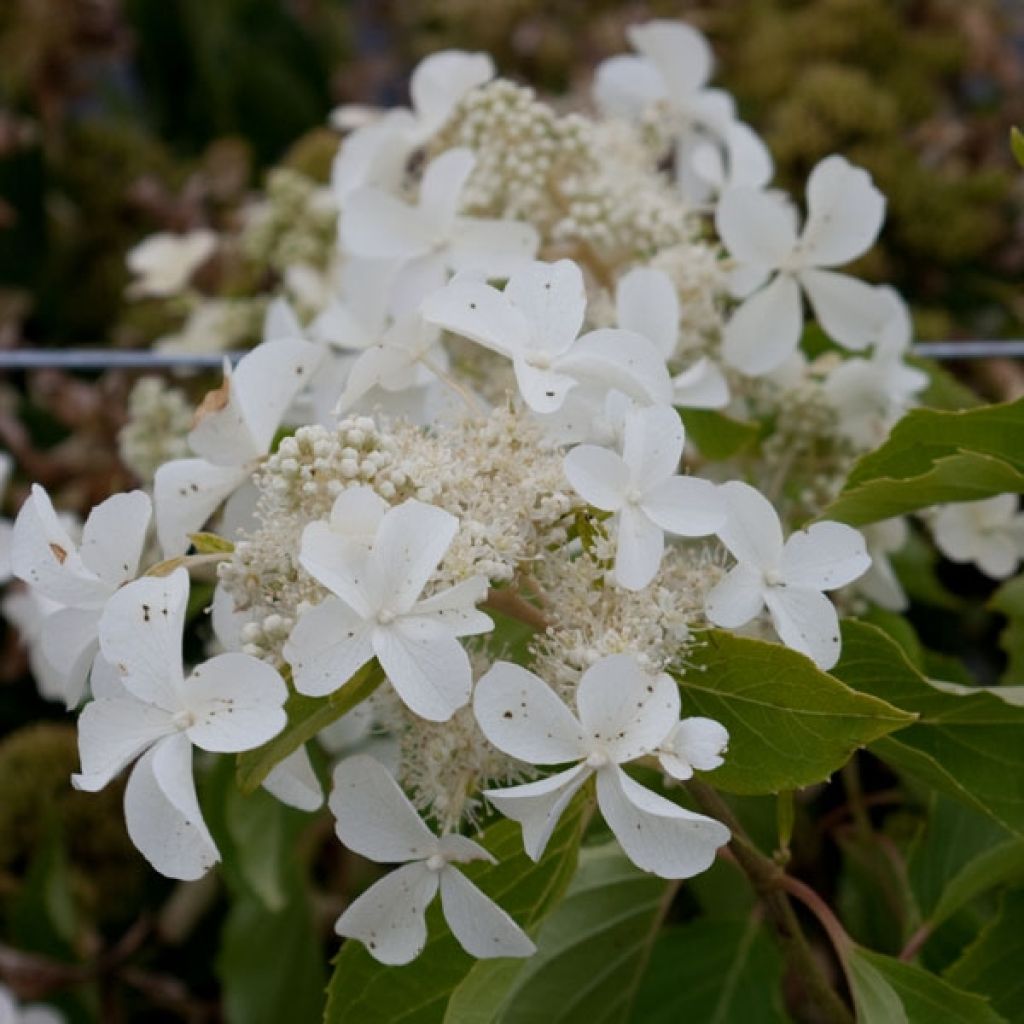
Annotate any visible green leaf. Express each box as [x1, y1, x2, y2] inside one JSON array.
[[989, 576, 1024, 685], [632, 915, 788, 1023], [888, 531, 964, 611], [1012, 127, 1024, 168], [847, 947, 1005, 1023], [833, 621, 1024, 838], [236, 662, 383, 794], [188, 531, 235, 553], [945, 888, 1024, 1021], [324, 796, 590, 1024], [678, 408, 760, 460], [445, 844, 670, 1024], [679, 630, 914, 795], [218, 892, 326, 1024], [10, 821, 77, 958], [821, 397, 1024, 526]]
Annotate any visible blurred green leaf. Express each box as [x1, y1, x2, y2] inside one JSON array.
[[989, 576, 1024, 685], [679, 409, 761, 460]]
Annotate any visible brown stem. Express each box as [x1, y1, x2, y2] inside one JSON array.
[[484, 588, 550, 631], [899, 922, 932, 962], [690, 782, 855, 1024]]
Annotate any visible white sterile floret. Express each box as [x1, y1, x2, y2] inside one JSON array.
[[73, 569, 288, 880], [656, 717, 730, 781], [153, 315, 323, 556], [615, 266, 729, 409], [126, 229, 216, 299], [285, 489, 493, 721], [930, 495, 1024, 580], [421, 259, 672, 414], [11, 485, 151, 706], [0, 983, 64, 1024], [564, 404, 724, 590], [330, 754, 534, 964], [475, 654, 730, 878], [856, 518, 910, 612], [687, 120, 774, 203], [705, 482, 870, 669], [340, 147, 538, 302], [716, 155, 888, 376], [330, 50, 495, 200]]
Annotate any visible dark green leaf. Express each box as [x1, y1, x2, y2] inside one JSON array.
[[679, 630, 914, 795], [989, 576, 1024, 685]]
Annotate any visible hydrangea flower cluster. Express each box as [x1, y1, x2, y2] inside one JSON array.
[[7, 19, 1021, 973]]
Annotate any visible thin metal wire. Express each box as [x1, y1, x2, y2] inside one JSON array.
[[0, 341, 1021, 371]]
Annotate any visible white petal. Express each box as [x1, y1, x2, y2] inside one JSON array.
[[628, 20, 712, 97], [616, 267, 680, 360], [672, 357, 730, 409], [285, 597, 375, 698], [329, 485, 389, 543], [79, 490, 151, 587], [577, 654, 679, 762], [721, 121, 774, 191], [473, 661, 587, 764], [371, 499, 458, 613], [183, 653, 287, 753], [39, 607, 100, 708], [722, 274, 803, 377], [763, 586, 842, 670], [330, 110, 416, 201], [373, 617, 472, 721], [89, 650, 128, 700], [704, 563, 765, 629], [642, 476, 725, 538], [124, 733, 219, 881], [448, 218, 540, 279], [437, 833, 494, 865], [715, 188, 798, 270], [299, 521, 374, 616], [418, 148, 475, 236], [263, 296, 303, 341], [329, 753, 438, 862], [716, 481, 784, 570], [334, 862, 438, 965], [153, 458, 250, 557], [261, 746, 324, 812], [72, 696, 174, 792], [11, 485, 106, 606], [513, 360, 578, 413], [413, 577, 493, 637], [419, 277, 531, 360], [593, 55, 666, 119], [410, 51, 495, 137], [976, 536, 1020, 580], [341, 187, 433, 261], [799, 155, 885, 268], [99, 569, 188, 711], [596, 765, 729, 879], [857, 554, 907, 612], [782, 522, 870, 591], [669, 717, 729, 773], [563, 445, 628, 511], [337, 345, 415, 413], [623, 404, 684, 492], [505, 260, 586, 357], [800, 269, 889, 351], [557, 329, 673, 406], [439, 866, 535, 959], [613, 505, 665, 592], [484, 764, 591, 861]]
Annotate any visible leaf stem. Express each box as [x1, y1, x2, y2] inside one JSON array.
[[689, 781, 854, 1024]]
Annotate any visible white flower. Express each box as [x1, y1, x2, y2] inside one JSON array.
[[931, 495, 1024, 580], [475, 654, 730, 878], [421, 259, 672, 413], [686, 120, 774, 203], [656, 717, 730, 781], [615, 266, 730, 409], [329, 754, 534, 964], [126, 229, 216, 299], [716, 155, 887, 375], [73, 569, 288, 880], [153, 326, 323, 555], [856, 518, 909, 611], [593, 20, 734, 139], [0, 983, 64, 1024], [284, 488, 493, 721], [340, 147, 538, 302], [705, 482, 871, 669], [564, 404, 725, 590], [0, 452, 13, 582], [330, 50, 495, 201], [11, 486, 151, 706], [822, 288, 928, 448]]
